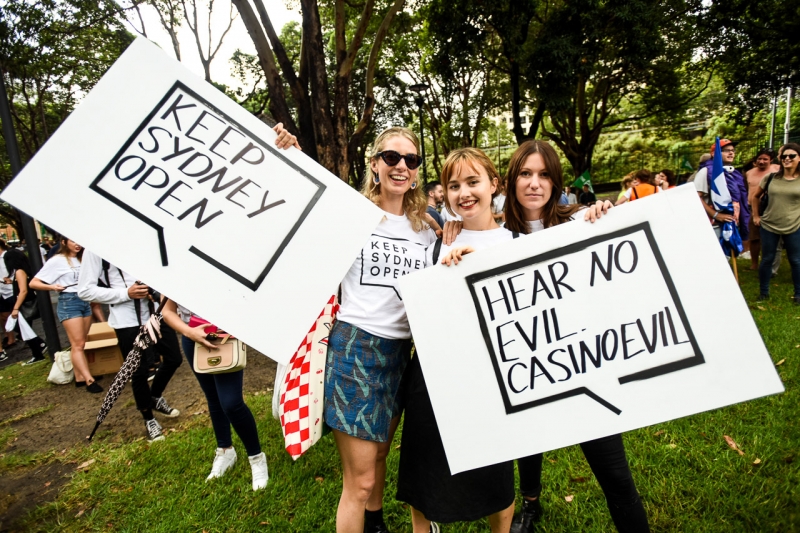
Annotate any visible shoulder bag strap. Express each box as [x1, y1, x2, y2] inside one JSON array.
[[431, 237, 443, 264]]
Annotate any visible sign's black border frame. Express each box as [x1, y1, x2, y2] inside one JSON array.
[[465, 222, 704, 415], [90, 81, 326, 290]]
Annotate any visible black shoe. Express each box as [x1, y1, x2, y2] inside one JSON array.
[[86, 381, 103, 393], [757, 294, 769, 301], [510, 498, 543, 533], [152, 396, 180, 417], [75, 380, 86, 388], [0, 351, 7, 363], [364, 523, 390, 533], [21, 355, 46, 366]]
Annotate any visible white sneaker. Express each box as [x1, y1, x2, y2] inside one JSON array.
[[248, 452, 269, 491], [206, 447, 237, 481], [740, 251, 751, 260]]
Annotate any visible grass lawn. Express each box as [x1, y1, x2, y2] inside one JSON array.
[[4, 256, 799, 532]]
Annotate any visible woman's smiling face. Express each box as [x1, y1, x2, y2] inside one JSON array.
[[515, 153, 553, 221], [370, 135, 419, 198], [446, 160, 497, 221]]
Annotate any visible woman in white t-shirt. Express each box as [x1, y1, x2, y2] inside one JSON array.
[[502, 141, 649, 533], [324, 127, 436, 533], [396, 147, 516, 533], [30, 238, 101, 392]]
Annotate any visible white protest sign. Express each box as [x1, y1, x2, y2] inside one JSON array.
[[399, 186, 783, 474], [0, 37, 383, 364]]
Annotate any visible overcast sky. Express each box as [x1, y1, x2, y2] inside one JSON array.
[[126, 0, 302, 90]]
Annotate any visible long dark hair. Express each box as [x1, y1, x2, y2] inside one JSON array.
[[504, 140, 581, 234], [777, 143, 800, 179]]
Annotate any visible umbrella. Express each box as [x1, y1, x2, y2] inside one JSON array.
[[87, 298, 167, 441]]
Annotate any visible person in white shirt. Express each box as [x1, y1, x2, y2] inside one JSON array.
[[396, 147, 516, 533], [78, 251, 182, 441], [501, 140, 647, 533], [325, 127, 435, 533], [439, 141, 643, 533], [0, 244, 17, 359], [30, 238, 100, 392]]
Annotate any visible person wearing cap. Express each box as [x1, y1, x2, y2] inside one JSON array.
[[694, 139, 749, 242]]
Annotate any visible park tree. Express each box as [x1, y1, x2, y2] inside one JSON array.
[[425, 0, 710, 177], [705, 0, 800, 115], [0, 0, 132, 232], [381, 8, 507, 177], [125, 0, 238, 84], [230, 0, 406, 181], [529, 0, 709, 177]]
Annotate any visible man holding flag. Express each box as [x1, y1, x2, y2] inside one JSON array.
[[694, 138, 749, 256]]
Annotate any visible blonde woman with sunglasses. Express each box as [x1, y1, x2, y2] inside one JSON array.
[[325, 127, 436, 533]]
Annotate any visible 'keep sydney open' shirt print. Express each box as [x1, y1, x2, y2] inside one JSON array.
[[336, 211, 436, 340]]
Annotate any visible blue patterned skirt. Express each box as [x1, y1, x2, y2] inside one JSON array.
[[324, 320, 412, 442]]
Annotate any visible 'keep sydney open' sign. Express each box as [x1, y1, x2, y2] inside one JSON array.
[[0, 38, 383, 364]]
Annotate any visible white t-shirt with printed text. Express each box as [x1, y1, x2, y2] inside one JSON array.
[[336, 211, 437, 340], [34, 255, 81, 293], [426, 227, 514, 266]]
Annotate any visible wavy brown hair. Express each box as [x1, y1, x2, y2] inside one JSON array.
[[439, 147, 500, 217], [360, 127, 428, 232], [504, 140, 581, 234]]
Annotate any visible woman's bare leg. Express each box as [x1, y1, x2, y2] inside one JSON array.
[[488, 502, 515, 533], [63, 316, 94, 384], [333, 430, 383, 533]]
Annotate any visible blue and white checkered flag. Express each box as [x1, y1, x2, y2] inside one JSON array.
[[710, 137, 742, 257]]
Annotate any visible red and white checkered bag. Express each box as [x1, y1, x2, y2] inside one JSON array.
[[277, 295, 338, 460]]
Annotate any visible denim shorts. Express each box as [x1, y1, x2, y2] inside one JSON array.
[[57, 292, 91, 322]]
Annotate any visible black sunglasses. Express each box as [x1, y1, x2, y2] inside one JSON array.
[[780, 153, 797, 161], [375, 150, 423, 170]]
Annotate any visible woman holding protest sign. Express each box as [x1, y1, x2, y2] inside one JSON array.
[[29, 237, 101, 392], [751, 142, 800, 304], [396, 147, 517, 533], [503, 141, 649, 533], [441, 140, 648, 533], [324, 126, 436, 533]]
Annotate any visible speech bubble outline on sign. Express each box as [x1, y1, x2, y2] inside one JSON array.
[[89, 81, 324, 290], [466, 222, 704, 416]]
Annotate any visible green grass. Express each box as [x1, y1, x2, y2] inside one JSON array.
[[7, 257, 800, 532], [0, 358, 53, 400]]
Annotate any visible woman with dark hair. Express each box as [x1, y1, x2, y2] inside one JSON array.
[[2, 247, 48, 366], [30, 237, 101, 392], [503, 141, 649, 533], [751, 142, 800, 303], [656, 169, 676, 190]]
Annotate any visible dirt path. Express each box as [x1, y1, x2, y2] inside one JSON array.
[[0, 316, 277, 531]]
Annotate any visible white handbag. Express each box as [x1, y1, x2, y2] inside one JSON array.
[[47, 349, 74, 385]]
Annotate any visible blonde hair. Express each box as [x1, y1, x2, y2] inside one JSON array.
[[361, 127, 428, 232], [439, 147, 500, 216]]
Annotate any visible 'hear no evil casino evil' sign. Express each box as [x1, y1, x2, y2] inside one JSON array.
[[0, 37, 383, 364], [399, 186, 784, 474]]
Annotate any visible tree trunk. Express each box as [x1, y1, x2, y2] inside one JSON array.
[[230, 0, 296, 130]]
